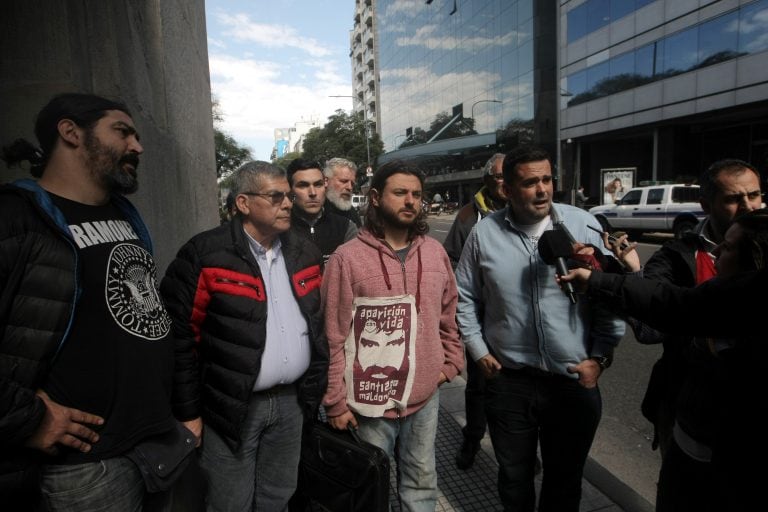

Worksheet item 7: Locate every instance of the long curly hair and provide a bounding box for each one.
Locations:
[364,159,429,240]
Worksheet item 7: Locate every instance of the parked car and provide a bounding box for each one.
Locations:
[351,194,367,212]
[589,183,704,238]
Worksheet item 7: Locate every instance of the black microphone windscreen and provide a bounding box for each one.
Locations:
[538,229,573,264]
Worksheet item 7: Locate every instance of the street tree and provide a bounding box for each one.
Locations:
[301,109,383,171]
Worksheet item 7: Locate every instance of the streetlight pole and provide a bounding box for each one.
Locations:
[329,94,371,167]
[470,99,502,127]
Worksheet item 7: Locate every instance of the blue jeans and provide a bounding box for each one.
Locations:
[200,385,303,512]
[485,368,601,512]
[41,456,147,512]
[356,391,440,512]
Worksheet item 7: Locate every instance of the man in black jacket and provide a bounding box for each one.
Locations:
[323,157,362,227]
[286,158,357,264]
[561,208,768,512]
[0,93,176,510]
[161,161,328,511]
[630,159,761,459]
[443,153,506,469]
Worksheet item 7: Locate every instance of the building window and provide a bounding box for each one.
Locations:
[565,0,768,106]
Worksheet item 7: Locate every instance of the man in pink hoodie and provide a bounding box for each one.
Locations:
[322,159,464,511]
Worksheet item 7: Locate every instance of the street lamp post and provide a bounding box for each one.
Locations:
[329,94,371,167]
[470,99,502,126]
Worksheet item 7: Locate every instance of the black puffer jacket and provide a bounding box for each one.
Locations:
[160,217,328,451]
[0,180,154,495]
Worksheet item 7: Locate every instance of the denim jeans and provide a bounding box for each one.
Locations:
[356,391,440,512]
[485,368,601,512]
[41,456,146,512]
[200,385,303,512]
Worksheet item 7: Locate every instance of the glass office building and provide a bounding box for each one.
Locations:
[371,0,557,202]
[560,0,768,202]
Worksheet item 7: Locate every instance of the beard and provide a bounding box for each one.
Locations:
[326,186,352,211]
[84,130,139,195]
[378,203,419,230]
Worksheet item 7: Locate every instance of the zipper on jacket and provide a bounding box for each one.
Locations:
[215,277,262,298]
[298,273,321,289]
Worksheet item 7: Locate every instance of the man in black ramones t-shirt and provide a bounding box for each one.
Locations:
[0,94,179,510]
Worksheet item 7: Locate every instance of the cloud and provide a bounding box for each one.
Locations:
[216,12,332,58]
[209,53,351,160]
[393,24,517,51]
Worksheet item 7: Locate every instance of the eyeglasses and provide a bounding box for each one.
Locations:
[241,191,296,205]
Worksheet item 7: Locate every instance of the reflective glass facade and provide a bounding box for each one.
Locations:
[566,0,768,106]
[377,0,538,153]
[567,0,656,43]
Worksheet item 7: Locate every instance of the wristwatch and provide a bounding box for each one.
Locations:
[590,355,612,370]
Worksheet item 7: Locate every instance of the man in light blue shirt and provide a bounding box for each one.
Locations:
[455,146,624,512]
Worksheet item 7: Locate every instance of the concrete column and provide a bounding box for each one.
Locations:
[0,0,217,272]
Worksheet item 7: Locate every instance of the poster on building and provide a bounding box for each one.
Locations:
[600,168,636,205]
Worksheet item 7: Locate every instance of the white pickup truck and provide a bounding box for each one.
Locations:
[589,184,705,238]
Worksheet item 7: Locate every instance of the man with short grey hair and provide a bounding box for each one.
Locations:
[323,157,362,227]
[161,160,328,511]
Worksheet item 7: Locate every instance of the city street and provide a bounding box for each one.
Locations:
[426,210,665,511]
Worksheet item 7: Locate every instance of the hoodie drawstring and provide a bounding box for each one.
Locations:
[378,247,392,290]
[416,246,422,313]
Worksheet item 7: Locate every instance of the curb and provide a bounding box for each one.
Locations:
[584,456,654,512]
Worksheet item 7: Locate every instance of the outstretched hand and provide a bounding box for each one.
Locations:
[25,390,104,455]
[602,232,641,271]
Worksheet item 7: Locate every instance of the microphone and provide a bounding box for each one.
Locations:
[538,229,578,304]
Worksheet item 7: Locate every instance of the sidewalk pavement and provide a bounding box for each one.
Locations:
[386,374,630,511]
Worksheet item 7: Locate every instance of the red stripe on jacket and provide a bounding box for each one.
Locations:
[190,268,266,342]
[292,264,322,297]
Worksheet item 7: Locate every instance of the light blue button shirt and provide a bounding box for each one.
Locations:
[245,231,311,391]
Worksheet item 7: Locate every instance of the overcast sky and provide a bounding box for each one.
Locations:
[205,0,356,161]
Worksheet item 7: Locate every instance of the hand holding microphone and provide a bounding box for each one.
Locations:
[538,229,578,304]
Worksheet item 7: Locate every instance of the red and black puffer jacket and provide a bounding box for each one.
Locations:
[160,216,327,451]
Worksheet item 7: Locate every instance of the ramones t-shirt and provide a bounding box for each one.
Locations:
[44,194,175,463]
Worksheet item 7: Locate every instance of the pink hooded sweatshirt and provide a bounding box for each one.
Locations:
[322,228,464,419]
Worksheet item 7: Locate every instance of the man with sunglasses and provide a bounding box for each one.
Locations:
[443,153,507,470]
[286,158,357,265]
[161,161,328,511]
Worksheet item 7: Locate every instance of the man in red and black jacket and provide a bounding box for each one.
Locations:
[161,160,328,511]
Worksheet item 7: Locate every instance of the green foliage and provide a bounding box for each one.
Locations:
[301,110,383,170]
[214,129,252,179]
[272,151,302,169]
